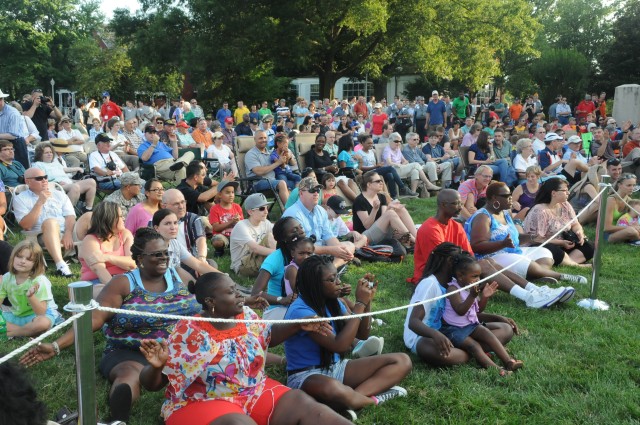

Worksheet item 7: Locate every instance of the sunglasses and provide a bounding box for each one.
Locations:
[371,179,383,184]
[252,206,268,211]
[607,159,621,166]
[143,250,169,258]
[27,175,48,181]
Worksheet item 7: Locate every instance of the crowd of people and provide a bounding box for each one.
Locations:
[0,86,636,424]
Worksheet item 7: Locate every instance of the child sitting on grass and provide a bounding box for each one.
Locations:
[209,181,243,256]
[284,237,315,296]
[440,253,523,376]
[0,241,62,337]
[616,199,640,227]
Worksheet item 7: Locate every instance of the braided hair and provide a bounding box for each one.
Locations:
[188,272,227,307]
[421,242,463,279]
[451,251,477,280]
[131,227,165,263]
[295,255,344,368]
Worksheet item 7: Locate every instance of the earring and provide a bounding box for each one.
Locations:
[210,305,215,314]
[492,201,501,210]
[139,263,144,269]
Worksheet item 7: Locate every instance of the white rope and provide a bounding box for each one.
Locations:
[0,313,84,365]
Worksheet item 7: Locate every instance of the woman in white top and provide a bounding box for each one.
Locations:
[513,138,538,180]
[106,118,139,171]
[33,142,96,210]
[152,208,220,283]
[206,131,238,176]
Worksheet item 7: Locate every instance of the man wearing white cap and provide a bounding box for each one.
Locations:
[426,91,447,133]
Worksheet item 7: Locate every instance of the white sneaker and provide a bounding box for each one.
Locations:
[340,409,357,421]
[558,286,575,303]
[560,274,588,285]
[525,287,564,308]
[352,336,384,358]
[373,386,408,404]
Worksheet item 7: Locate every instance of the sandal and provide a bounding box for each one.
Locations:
[506,359,524,371]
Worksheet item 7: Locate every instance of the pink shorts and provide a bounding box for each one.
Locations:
[166,378,290,425]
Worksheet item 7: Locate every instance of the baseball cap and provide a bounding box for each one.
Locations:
[566,135,582,145]
[164,119,176,126]
[299,177,322,192]
[176,121,189,128]
[326,195,350,215]
[217,180,239,193]
[224,117,234,124]
[94,133,111,144]
[120,172,144,186]
[60,116,72,123]
[587,123,597,131]
[374,103,382,109]
[244,193,272,212]
[262,114,274,123]
[0,89,9,98]
[212,131,224,139]
[432,90,439,95]
[102,91,110,97]
[543,132,563,143]
[144,124,157,133]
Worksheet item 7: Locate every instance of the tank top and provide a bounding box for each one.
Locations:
[79,233,127,281]
[102,268,200,354]
[517,182,537,210]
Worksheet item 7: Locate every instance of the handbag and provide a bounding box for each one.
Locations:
[561,230,581,244]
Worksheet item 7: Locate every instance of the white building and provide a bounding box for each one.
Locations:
[290,75,419,102]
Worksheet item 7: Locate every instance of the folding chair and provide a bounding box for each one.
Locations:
[234,137,285,212]
[458,146,474,180]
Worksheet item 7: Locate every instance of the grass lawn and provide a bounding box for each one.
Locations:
[3,197,640,424]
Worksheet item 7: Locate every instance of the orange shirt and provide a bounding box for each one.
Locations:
[509,104,523,121]
[192,129,213,148]
[623,139,640,157]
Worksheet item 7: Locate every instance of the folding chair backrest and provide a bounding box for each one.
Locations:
[375,143,389,164]
[236,136,254,155]
[13,184,29,196]
[296,140,316,171]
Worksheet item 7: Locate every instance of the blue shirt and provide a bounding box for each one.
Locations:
[426,100,446,125]
[216,108,231,124]
[463,208,522,259]
[282,200,335,245]
[137,140,174,164]
[537,146,561,173]
[422,143,445,158]
[284,297,347,370]
[337,150,358,169]
[260,249,286,312]
[0,104,27,138]
[402,145,427,165]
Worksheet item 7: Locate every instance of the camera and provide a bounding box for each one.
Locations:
[40,96,51,103]
[105,161,117,171]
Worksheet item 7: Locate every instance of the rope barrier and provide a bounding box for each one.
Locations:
[0,313,84,365]
[95,186,609,324]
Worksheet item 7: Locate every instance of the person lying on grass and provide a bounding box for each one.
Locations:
[440,252,524,376]
[283,254,411,420]
[405,242,519,367]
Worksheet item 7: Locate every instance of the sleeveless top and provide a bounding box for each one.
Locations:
[464,208,522,259]
[517,183,537,210]
[442,278,480,327]
[284,260,299,296]
[79,232,127,281]
[102,268,201,354]
[611,200,625,224]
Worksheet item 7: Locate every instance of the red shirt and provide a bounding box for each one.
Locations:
[353,102,369,120]
[209,203,244,236]
[575,100,595,120]
[410,217,474,284]
[100,101,122,121]
[623,140,640,158]
[371,113,388,136]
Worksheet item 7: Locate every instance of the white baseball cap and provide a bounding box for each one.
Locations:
[0,89,9,98]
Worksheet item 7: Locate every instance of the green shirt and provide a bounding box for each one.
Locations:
[0,274,53,317]
[258,107,273,117]
[452,97,469,119]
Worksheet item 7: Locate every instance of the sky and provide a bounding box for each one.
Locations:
[100,0,140,18]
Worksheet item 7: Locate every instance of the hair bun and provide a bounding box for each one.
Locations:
[187,280,197,294]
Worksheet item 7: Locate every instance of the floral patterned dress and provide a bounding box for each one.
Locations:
[161,307,271,421]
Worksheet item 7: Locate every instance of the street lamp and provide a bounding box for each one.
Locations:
[50,78,55,98]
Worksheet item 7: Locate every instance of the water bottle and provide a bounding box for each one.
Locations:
[0,312,7,341]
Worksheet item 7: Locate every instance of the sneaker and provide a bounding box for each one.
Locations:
[340,409,357,421]
[337,263,349,278]
[628,240,640,246]
[169,161,185,171]
[560,274,588,285]
[373,386,407,405]
[524,287,564,308]
[352,336,384,358]
[558,286,575,303]
[56,263,75,278]
[399,187,418,198]
[534,277,558,286]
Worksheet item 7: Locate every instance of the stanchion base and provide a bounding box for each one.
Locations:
[577,298,610,311]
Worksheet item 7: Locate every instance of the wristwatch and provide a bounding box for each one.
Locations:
[276,296,283,303]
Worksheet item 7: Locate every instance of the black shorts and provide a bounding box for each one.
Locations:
[99,349,150,379]
[561,169,580,187]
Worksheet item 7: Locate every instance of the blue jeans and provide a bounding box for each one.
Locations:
[276,171,301,190]
[98,179,121,190]
[487,159,516,187]
[252,178,280,193]
[375,165,406,198]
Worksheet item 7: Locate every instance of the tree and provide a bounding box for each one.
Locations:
[529,49,590,106]
[598,0,640,94]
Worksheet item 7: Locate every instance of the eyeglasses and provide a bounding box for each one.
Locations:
[393,140,402,144]
[143,250,169,258]
[148,188,165,193]
[371,179,383,184]
[252,206,268,211]
[27,175,48,181]
[1,147,14,152]
[480,174,493,179]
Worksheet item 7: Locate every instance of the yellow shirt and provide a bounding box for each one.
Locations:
[234,107,250,124]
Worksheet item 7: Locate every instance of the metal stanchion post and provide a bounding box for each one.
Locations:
[68,282,97,425]
[577,175,610,311]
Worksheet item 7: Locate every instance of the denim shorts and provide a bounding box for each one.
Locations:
[3,307,63,328]
[286,358,350,389]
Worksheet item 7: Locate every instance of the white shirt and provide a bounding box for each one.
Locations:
[88,150,126,181]
[513,154,538,173]
[403,275,445,349]
[229,219,273,273]
[532,138,546,154]
[57,128,85,152]
[13,188,75,232]
[206,143,233,165]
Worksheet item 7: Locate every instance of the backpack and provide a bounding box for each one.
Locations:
[355,238,406,263]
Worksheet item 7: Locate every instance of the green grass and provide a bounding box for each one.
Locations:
[3,197,640,424]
